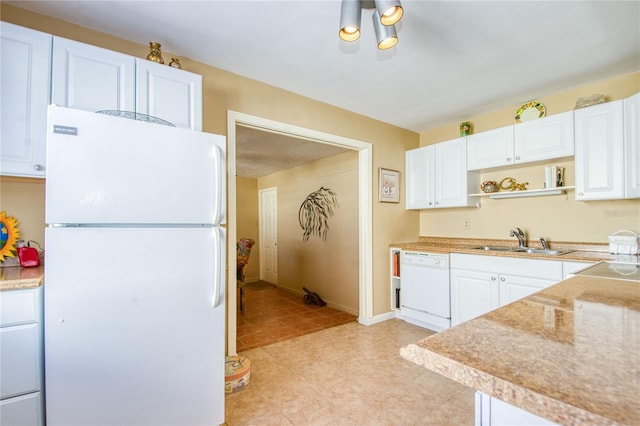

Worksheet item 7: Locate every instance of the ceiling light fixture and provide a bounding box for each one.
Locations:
[338,0,403,50]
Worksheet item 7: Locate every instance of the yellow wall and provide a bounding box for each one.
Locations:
[0,177,46,246]
[1,4,420,317]
[419,72,640,244]
[259,151,360,314]
[235,177,260,282]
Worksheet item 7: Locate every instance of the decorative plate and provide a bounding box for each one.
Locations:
[514,101,546,123]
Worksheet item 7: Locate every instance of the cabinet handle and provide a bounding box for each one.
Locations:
[34,164,44,171]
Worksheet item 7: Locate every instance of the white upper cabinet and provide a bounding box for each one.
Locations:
[406,145,434,209]
[575,100,625,200]
[406,138,477,209]
[0,22,52,177]
[52,37,135,112]
[435,138,473,208]
[467,125,514,170]
[624,93,640,198]
[466,111,574,171]
[135,59,202,131]
[514,110,574,163]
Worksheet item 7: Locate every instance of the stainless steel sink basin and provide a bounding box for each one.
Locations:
[472,246,515,252]
[471,246,574,255]
[512,248,574,255]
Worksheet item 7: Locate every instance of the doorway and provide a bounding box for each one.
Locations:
[227,111,373,356]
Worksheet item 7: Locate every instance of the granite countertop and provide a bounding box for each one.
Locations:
[390,236,630,263]
[0,265,45,291]
[400,275,640,425]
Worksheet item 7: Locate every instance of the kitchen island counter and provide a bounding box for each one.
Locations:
[400,274,640,425]
[0,266,44,291]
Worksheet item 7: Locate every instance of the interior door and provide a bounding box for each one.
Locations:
[259,187,278,283]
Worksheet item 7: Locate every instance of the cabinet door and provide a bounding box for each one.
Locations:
[435,137,470,208]
[575,100,624,200]
[514,110,574,164]
[466,125,514,170]
[450,269,499,326]
[498,275,557,307]
[135,59,203,131]
[0,323,41,399]
[52,37,135,112]
[0,22,51,177]
[406,145,434,209]
[0,392,44,426]
[624,93,640,199]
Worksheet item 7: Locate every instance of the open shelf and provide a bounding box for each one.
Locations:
[470,186,575,199]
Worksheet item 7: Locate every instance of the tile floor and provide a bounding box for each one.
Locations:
[226,319,475,426]
[236,284,357,352]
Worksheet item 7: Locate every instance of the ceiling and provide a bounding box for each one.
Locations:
[6,0,639,177]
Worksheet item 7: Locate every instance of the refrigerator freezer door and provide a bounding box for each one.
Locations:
[44,226,225,426]
[46,105,226,225]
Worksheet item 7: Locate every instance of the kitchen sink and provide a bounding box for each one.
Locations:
[512,247,574,255]
[471,246,574,255]
[472,246,515,252]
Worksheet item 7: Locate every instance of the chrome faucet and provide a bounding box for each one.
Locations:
[539,237,548,250]
[510,227,527,247]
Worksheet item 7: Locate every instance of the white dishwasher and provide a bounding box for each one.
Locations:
[401,251,451,331]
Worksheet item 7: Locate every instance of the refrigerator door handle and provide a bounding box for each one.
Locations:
[212,227,225,307]
[212,145,225,225]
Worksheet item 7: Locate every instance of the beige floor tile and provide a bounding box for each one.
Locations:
[225,319,474,426]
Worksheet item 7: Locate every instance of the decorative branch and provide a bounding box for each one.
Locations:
[298,187,339,242]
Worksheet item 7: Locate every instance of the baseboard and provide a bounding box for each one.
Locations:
[358,311,396,326]
[274,285,359,316]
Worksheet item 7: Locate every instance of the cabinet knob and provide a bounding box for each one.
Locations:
[500,277,506,282]
[506,157,512,162]
[428,202,433,206]
[578,192,584,197]
[515,156,521,161]
[491,276,496,281]
[34,164,44,171]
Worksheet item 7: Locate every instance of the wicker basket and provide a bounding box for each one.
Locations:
[608,230,639,254]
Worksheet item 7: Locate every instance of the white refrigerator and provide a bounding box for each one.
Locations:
[44,105,226,425]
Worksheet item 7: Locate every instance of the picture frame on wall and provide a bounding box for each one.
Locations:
[379,168,400,203]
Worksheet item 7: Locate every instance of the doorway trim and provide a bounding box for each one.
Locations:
[227,110,373,355]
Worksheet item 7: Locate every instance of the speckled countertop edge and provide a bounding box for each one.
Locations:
[0,266,44,291]
[390,237,628,263]
[400,275,640,426]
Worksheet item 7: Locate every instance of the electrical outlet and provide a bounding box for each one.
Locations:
[464,219,471,230]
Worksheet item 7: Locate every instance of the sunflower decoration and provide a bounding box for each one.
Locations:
[0,211,21,261]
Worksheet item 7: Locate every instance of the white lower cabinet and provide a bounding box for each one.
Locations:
[0,288,44,426]
[562,260,595,279]
[450,269,499,326]
[476,392,556,426]
[450,254,563,326]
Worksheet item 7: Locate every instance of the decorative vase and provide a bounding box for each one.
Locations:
[146,42,164,64]
[168,58,182,69]
[460,121,472,136]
